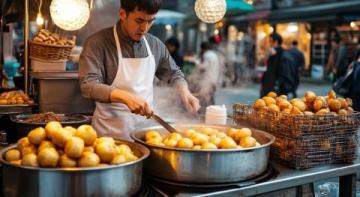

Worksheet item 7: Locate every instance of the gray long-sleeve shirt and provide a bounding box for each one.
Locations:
[79,22,187,103]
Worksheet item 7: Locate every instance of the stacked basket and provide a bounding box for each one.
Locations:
[233,91,360,169]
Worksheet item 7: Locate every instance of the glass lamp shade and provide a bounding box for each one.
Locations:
[50,0,90,31]
[194,0,226,24]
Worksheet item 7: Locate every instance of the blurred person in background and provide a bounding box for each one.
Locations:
[350,49,360,111]
[327,36,348,81]
[287,40,304,96]
[260,33,296,98]
[165,37,184,69]
[189,41,220,112]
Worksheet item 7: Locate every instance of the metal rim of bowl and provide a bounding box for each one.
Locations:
[131,124,275,153]
[10,113,90,126]
[0,139,150,172]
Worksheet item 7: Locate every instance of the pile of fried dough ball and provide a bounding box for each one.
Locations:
[145,127,261,149]
[0,90,34,105]
[5,122,138,168]
[253,90,354,116]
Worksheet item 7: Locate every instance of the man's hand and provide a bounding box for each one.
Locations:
[177,85,200,113]
[110,89,153,118]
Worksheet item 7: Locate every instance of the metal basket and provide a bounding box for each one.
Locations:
[30,41,73,60]
[232,103,359,169]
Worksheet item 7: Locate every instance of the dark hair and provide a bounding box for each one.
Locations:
[332,36,341,44]
[270,33,282,45]
[292,41,298,46]
[200,42,211,51]
[121,0,162,14]
[165,37,180,50]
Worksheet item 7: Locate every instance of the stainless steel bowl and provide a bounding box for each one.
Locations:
[132,124,275,184]
[0,140,149,197]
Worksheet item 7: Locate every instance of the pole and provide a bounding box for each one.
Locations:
[24,0,29,94]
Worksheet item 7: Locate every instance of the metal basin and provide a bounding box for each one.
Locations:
[132,124,275,184]
[0,140,149,197]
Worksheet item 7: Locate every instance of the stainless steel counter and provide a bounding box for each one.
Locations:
[175,159,360,197]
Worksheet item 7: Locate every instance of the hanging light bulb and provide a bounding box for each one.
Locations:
[36,0,44,26]
[194,0,227,24]
[50,0,90,31]
[36,13,44,26]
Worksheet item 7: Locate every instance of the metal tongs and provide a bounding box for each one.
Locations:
[151,113,179,133]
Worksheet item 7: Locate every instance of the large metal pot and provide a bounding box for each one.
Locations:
[0,140,149,197]
[9,113,91,143]
[132,124,275,184]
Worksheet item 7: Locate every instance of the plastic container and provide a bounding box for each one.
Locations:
[30,57,66,72]
[205,105,227,125]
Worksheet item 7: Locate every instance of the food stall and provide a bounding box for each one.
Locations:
[0,0,359,197]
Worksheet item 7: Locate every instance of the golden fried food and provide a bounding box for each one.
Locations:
[233,128,252,142]
[59,154,77,167]
[328,90,336,99]
[145,130,162,141]
[208,136,221,146]
[22,153,39,167]
[338,109,348,115]
[328,99,341,112]
[79,152,100,167]
[28,127,47,145]
[304,91,316,103]
[168,133,182,141]
[304,111,314,115]
[263,96,276,106]
[38,148,59,167]
[201,142,218,149]
[176,138,194,149]
[163,138,178,147]
[45,121,62,138]
[219,137,237,149]
[316,108,330,115]
[338,98,348,109]
[75,125,97,146]
[190,132,209,145]
[266,91,277,98]
[291,99,306,112]
[51,128,73,147]
[17,137,30,152]
[38,140,55,153]
[83,146,95,153]
[63,126,77,136]
[5,149,21,162]
[268,104,280,113]
[111,154,127,165]
[21,144,37,157]
[254,99,266,110]
[240,137,257,148]
[95,142,116,163]
[291,107,303,115]
[65,136,85,159]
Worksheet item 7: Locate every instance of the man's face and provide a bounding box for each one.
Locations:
[119,8,156,41]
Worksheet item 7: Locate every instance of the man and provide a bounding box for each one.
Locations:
[334,37,348,80]
[190,41,220,112]
[260,33,296,98]
[79,0,200,139]
[287,40,305,97]
[165,37,184,69]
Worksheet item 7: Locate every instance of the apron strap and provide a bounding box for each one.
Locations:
[143,37,153,57]
[113,25,122,60]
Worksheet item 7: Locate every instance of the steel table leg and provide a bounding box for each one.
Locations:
[339,173,356,197]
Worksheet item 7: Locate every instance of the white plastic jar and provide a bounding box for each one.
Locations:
[205,105,227,125]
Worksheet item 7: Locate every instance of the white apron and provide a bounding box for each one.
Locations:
[92,25,156,140]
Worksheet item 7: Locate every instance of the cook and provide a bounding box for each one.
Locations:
[79,0,200,140]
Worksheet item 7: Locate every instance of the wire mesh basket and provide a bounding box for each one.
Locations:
[30,41,73,61]
[233,103,359,169]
